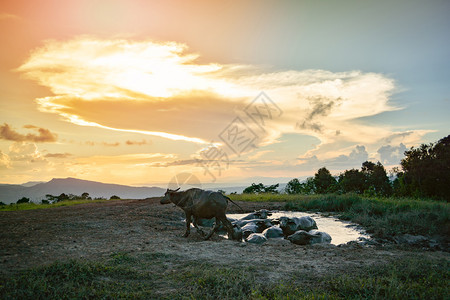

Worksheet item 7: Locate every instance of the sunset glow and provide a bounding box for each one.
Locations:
[1,0,449,186]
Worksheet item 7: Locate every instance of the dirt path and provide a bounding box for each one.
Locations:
[0,198,447,281]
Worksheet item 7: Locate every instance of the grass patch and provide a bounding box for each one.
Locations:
[328,257,449,299]
[0,259,151,299]
[231,193,450,239]
[0,199,116,212]
[1,252,447,299]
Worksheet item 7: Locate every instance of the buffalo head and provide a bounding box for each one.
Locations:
[160,187,180,204]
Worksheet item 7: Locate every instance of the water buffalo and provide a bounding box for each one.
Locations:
[279,216,318,237]
[160,188,242,240]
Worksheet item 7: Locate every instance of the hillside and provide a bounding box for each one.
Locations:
[0,178,165,204]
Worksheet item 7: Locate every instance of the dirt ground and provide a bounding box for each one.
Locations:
[0,198,447,281]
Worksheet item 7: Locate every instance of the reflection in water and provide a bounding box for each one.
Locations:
[227,211,370,245]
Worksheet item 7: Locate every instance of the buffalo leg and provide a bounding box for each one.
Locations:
[192,216,205,237]
[183,213,191,237]
[222,218,235,240]
[204,219,221,240]
[217,215,236,240]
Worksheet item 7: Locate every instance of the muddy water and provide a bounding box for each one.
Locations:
[227,211,370,245]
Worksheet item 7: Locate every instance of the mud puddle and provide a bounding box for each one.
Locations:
[227,211,370,245]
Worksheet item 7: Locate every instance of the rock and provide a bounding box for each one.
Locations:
[394,234,429,246]
[308,230,332,244]
[229,223,243,241]
[279,216,318,237]
[287,230,311,245]
[241,223,259,239]
[240,209,272,220]
[233,218,273,230]
[254,219,273,233]
[297,216,318,231]
[245,233,268,244]
[287,230,332,245]
[262,226,284,238]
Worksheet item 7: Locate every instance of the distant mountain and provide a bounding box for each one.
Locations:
[0,178,165,204]
[21,181,45,187]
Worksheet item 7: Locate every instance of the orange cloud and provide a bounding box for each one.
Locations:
[0,123,57,143]
[17,36,429,162]
[102,142,120,147]
[75,153,177,166]
[0,150,11,169]
[37,92,244,143]
[126,140,150,146]
[45,153,73,159]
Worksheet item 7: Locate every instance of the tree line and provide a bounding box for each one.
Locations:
[244,135,450,201]
[2,193,122,206]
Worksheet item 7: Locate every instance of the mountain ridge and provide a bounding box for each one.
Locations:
[0,177,165,204]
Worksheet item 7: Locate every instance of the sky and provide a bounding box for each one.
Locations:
[0,0,449,187]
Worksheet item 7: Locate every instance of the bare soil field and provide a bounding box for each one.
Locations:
[0,198,447,283]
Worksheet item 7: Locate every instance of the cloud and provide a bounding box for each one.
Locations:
[8,142,47,163]
[296,145,369,171]
[45,153,73,159]
[381,131,431,145]
[377,143,407,165]
[16,36,430,167]
[0,124,57,143]
[0,13,21,21]
[102,142,120,147]
[84,140,150,147]
[0,150,11,169]
[147,159,199,168]
[126,140,149,146]
[247,150,274,160]
[296,97,340,133]
[75,153,177,166]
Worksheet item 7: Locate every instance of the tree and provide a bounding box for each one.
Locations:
[81,192,91,199]
[285,178,302,194]
[361,161,376,175]
[371,162,392,196]
[57,193,68,202]
[217,189,226,195]
[17,197,30,204]
[0,201,6,206]
[361,161,392,196]
[41,199,50,204]
[110,195,121,200]
[399,135,450,200]
[45,194,58,202]
[243,183,279,194]
[314,167,337,194]
[339,169,366,194]
[243,183,265,194]
[264,184,279,194]
[302,177,316,195]
[285,178,315,195]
